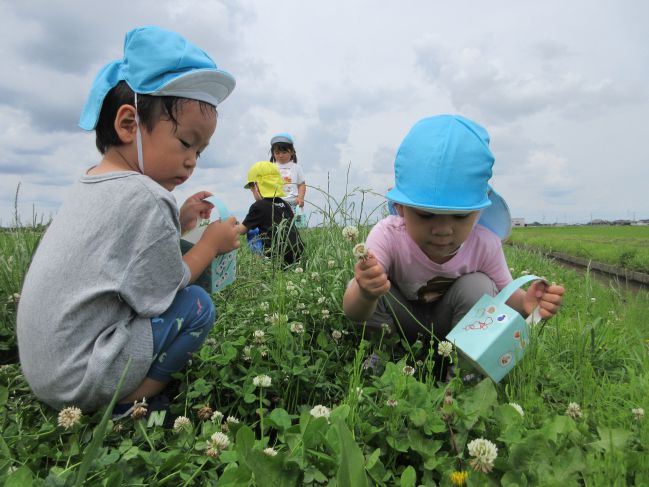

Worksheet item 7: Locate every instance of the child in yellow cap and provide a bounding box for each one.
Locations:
[237,161,304,266]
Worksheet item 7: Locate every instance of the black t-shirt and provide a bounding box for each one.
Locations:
[242,197,304,265]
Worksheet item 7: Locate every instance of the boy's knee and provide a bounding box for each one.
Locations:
[451,272,497,305]
[185,285,217,326]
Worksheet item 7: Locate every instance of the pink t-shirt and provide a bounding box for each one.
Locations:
[366,216,512,303]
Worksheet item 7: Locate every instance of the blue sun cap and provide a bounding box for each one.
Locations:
[79,26,236,130]
[386,115,512,239]
[270,133,294,145]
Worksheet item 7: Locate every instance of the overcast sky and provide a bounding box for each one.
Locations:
[1,0,647,227]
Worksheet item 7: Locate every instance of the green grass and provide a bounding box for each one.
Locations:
[509,225,649,274]
[1,212,648,485]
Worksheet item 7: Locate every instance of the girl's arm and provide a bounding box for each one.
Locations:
[296,182,306,208]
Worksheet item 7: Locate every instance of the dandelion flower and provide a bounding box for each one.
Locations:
[509,403,524,417]
[209,431,230,450]
[565,402,582,419]
[352,243,369,260]
[58,406,82,429]
[402,365,415,376]
[310,405,331,419]
[467,438,498,473]
[386,399,399,408]
[632,407,644,421]
[253,374,272,388]
[450,471,469,486]
[211,410,224,423]
[438,341,453,358]
[342,225,359,242]
[263,447,278,457]
[331,330,342,341]
[173,416,191,431]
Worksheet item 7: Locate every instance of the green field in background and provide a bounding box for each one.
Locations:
[509,225,649,274]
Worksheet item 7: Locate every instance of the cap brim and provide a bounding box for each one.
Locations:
[478,188,511,240]
[386,186,489,212]
[152,69,236,106]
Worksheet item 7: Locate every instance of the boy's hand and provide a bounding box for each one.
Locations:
[201,216,241,255]
[179,191,214,233]
[355,255,390,300]
[524,281,565,319]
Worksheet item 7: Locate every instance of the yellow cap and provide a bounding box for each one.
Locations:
[245,161,286,198]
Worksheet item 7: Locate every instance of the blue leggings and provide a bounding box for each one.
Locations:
[147,285,216,382]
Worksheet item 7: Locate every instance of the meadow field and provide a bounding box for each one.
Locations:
[1,211,648,486]
[508,225,649,274]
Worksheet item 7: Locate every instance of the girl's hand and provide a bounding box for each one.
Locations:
[201,216,241,255]
[179,191,214,233]
[354,255,390,300]
[296,196,305,208]
[524,281,565,319]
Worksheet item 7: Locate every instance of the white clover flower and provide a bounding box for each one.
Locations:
[286,281,295,290]
[315,286,323,293]
[509,267,515,273]
[380,323,392,333]
[521,270,530,275]
[402,365,415,376]
[342,225,360,242]
[437,341,454,358]
[211,410,224,423]
[632,407,644,421]
[296,302,306,310]
[270,313,287,326]
[260,348,268,358]
[467,438,498,473]
[290,322,305,334]
[310,405,331,419]
[311,272,319,279]
[301,278,307,284]
[209,431,230,450]
[206,447,220,458]
[58,406,82,429]
[331,330,342,341]
[173,416,191,431]
[263,447,278,457]
[328,260,336,269]
[204,337,217,347]
[565,402,582,419]
[226,415,240,424]
[509,403,524,417]
[253,374,272,388]
[253,329,265,339]
[290,289,299,297]
[294,267,304,274]
[317,296,327,304]
[590,297,596,303]
[260,301,270,311]
[242,346,252,361]
[301,309,310,315]
[322,309,331,320]
[352,242,369,260]
[386,399,399,408]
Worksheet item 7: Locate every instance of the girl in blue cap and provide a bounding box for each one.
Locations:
[17,26,240,416]
[269,133,307,216]
[343,115,565,347]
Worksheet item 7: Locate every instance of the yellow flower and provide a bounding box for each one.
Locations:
[450,471,468,486]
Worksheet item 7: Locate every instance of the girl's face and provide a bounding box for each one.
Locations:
[272,144,294,164]
[396,205,480,264]
[142,100,216,191]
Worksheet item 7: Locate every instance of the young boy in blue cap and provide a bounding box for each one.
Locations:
[343,115,565,345]
[237,161,304,266]
[17,26,240,416]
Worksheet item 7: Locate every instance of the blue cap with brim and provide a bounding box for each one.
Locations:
[386,115,512,240]
[270,133,294,145]
[79,26,236,130]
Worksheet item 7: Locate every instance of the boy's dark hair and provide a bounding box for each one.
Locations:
[95,81,217,154]
[269,142,298,163]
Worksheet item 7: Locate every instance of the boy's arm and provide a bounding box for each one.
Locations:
[506,282,565,319]
[343,256,391,322]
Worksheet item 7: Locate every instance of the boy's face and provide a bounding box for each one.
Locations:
[141,100,216,191]
[396,205,480,264]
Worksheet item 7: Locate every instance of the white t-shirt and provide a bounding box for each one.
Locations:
[274,161,305,205]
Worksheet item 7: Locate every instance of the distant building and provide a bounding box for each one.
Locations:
[511,217,525,227]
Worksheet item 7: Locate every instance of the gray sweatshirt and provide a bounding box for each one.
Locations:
[17,172,190,411]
